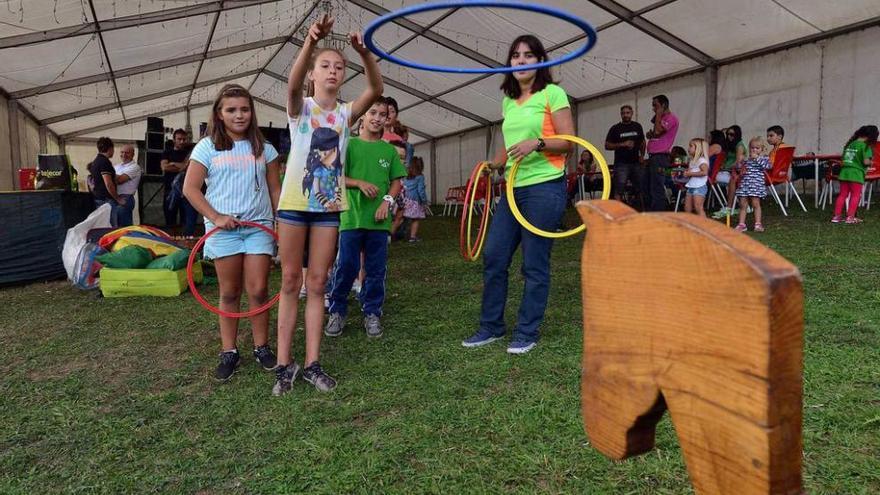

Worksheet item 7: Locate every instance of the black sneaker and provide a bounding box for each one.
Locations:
[253,345,278,371]
[215,350,240,382]
[302,361,337,392]
[271,362,301,396]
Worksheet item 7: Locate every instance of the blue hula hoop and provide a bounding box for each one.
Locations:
[363,1,597,74]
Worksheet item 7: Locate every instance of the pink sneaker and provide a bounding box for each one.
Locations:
[845,217,863,224]
[753,223,765,232]
[830,216,842,224]
[734,223,747,232]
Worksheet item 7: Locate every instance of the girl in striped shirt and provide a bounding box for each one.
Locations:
[183,84,282,383]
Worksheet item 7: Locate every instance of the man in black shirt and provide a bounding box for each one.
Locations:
[89,136,124,227]
[160,129,192,229]
[605,105,646,204]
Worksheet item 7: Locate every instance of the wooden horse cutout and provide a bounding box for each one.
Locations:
[577,200,803,495]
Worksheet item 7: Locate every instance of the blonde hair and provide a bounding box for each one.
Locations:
[688,138,709,166]
[306,47,347,97]
[748,136,766,153]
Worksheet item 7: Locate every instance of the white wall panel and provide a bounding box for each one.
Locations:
[717,43,821,154]
[819,27,880,154]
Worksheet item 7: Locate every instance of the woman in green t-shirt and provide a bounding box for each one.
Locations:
[832,125,878,224]
[461,35,575,355]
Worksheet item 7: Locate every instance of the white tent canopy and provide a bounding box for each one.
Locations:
[2,0,878,146]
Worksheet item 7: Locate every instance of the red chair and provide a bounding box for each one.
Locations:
[442,186,466,216]
[764,146,804,216]
[818,159,841,209]
[860,143,880,210]
[706,152,727,209]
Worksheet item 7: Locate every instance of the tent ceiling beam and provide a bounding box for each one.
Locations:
[60,102,214,139]
[587,0,714,66]
[341,7,458,87]
[719,15,880,66]
[42,69,262,125]
[544,0,677,53]
[86,0,125,121]
[9,36,288,100]
[393,0,678,117]
[186,4,224,109]
[345,0,503,69]
[267,39,491,126]
[0,0,281,50]
[248,0,322,95]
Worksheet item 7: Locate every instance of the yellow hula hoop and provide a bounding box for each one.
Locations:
[506,134,611,239]
[460,161,493,261]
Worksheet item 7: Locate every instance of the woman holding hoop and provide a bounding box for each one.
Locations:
[462,35,574,354]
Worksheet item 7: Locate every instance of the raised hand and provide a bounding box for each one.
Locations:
[307,13,334,42]
[349,31,369,55]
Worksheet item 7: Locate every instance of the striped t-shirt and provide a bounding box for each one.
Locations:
[189,137,279,228]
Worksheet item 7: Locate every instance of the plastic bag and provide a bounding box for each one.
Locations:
[62,203,112,281]
[96,245,153,269]
[72,242,106,290]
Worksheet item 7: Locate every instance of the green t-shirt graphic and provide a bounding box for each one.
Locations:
[501,84,570,187]
[341,138,406,231]
[839,140,873,184]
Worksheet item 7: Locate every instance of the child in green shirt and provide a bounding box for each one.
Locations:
[832,125,878,224]
[325,97,406,338]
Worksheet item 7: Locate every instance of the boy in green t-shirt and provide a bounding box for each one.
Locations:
[325,98,407,338]
[832,125,878,224]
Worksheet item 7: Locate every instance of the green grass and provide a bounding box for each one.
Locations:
[1,206,878,494]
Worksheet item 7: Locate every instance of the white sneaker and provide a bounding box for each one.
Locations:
[299,285,307,299]
[351,280,362,295]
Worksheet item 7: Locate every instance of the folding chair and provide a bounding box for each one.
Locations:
[859,143,880,210]
[442,186,465,216]
[764,146,805,215]
[818,160,841,209]
[706,153,727,210]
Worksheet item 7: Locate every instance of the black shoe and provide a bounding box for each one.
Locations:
[272,362,301,396]
[215,350,240,382]
[253,345,278,371]
[302,361,337,392]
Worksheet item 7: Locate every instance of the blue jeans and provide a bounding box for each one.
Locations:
[94,198,120,228]
[181,198,198,236]
[328,229,389,317]
[480,178,566,342]
[115,194,135,227]
[644,153,670,211]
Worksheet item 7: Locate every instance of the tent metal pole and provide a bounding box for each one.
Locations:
[7,100,20,188]
[9,36,288,100]
[704,66,718,136]
[0,0,280,50]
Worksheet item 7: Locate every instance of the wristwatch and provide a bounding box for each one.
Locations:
[382,195,395,204]
[535,138,546,151]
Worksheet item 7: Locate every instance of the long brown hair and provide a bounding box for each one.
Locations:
[500,35,556,99]
[306,47,347,98]
[208,84,264,158]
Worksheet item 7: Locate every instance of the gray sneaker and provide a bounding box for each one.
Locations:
[271,362,301,396]
[325,313,345,337]
[302,362,336,392]
[364,314,383,338]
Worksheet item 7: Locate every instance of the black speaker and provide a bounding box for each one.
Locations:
[146,151,163,175]
[146,132,164,152]
[147,117,164,132]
